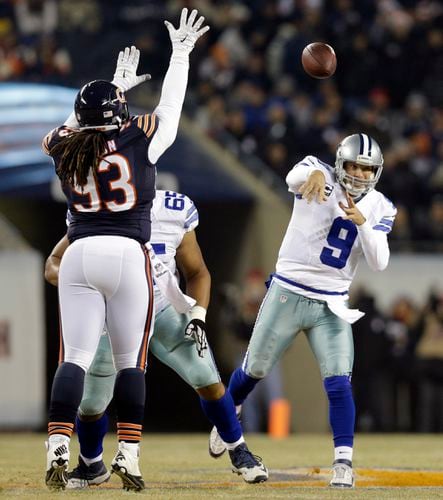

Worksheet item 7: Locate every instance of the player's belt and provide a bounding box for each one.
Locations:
[272,273,348,296]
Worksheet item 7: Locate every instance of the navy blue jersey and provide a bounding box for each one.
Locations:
[43,114,158,244]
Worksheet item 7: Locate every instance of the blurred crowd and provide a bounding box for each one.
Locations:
[1,0,443,250]
[352,287,443,433]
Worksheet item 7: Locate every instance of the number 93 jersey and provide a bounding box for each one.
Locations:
[150,190,199,313]
[42,114,158,244]
[276,155,396,299]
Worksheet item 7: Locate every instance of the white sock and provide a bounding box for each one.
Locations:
[80,453,103,466]
[120,441,140,458]
[225,436,245,451]
[334,446,353,463]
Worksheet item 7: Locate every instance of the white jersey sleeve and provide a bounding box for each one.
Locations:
[286,155,332,194]
[150,190,199,314]
[357,193,396,271]
[147,54,189,165]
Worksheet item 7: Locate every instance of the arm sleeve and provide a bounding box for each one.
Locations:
[147,53,190,164]
[357,219,392,271]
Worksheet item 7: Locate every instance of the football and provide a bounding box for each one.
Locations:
[302,42,337,79]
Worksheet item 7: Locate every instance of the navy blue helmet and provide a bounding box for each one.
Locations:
[74,80,129,130]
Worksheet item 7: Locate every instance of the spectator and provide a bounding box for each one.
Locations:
[352,289,391,432]
[1,0,442,249]
[14,0,58,38]
[385,297,421,431]
[415,291,443,432]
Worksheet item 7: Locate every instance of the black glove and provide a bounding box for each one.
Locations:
[185,319,208,358]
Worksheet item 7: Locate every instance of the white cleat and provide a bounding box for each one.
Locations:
[329,460,355,488]
[208,405,241,458]
[209,425,227,458]
[111,442,145,491]
[45,439,70,490]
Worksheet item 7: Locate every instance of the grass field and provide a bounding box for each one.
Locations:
[0,433,442,499]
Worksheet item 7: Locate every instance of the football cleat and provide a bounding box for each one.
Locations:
[229,443,268,483]
[111,442,145,491]
[66,455,111,489]
[329,459,355,488]
[208,406,241,458]
[45,439,70,490]
[209,425,227,458]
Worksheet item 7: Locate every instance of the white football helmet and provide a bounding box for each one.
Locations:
[335,134,383,197]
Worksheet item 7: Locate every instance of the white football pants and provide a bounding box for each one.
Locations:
[58,235,154,372]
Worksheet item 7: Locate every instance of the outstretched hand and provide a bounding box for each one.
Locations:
[339,192,366,225]
[112,45,151,92]
[165,8,210,56]
[298,170,328,203]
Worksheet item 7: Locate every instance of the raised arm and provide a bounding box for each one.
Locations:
[148,8,209,164]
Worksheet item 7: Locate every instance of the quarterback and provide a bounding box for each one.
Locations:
[209,134,396,488]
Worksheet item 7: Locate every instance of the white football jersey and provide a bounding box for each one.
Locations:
[150,190,199,313]
[275,155,396,304]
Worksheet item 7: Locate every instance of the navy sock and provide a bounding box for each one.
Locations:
[200,391,242,444]
[113,368,145,425]
[76,413,108,459]
[228,367,261,406]
[49,362,85,424]
[324,375,355,448]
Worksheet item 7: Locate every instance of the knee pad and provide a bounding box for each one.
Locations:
[79,396,109,417]
[246,359,271,379]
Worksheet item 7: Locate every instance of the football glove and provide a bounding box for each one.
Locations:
[111,45,151,92]
[185,319,208,358]
[164,8,210,56]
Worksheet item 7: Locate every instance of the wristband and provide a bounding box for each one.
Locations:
[189,305,207,322]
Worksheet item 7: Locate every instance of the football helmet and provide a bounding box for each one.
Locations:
[335,134,383,197]
[74,80,129,130]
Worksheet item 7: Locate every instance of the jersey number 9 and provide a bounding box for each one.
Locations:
[320,217,357,269]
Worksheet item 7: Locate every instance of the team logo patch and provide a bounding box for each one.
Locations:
[280,295,288,303]
[324,183,334,197]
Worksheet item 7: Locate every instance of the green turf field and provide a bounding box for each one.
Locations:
[0,433,442,499]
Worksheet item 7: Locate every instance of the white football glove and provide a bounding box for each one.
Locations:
[164,8,210,56]
[111,45,151,92]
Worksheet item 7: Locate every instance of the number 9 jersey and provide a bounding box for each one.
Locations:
[42,114,158,244]
[276,155,397,301]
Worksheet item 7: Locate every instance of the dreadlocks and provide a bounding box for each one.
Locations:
[50,130,108,188]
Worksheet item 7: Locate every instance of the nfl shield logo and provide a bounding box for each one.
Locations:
[324,184,334,197]
[280,295,288,303]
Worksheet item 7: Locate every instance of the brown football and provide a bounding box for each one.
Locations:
[302,42,337,79]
